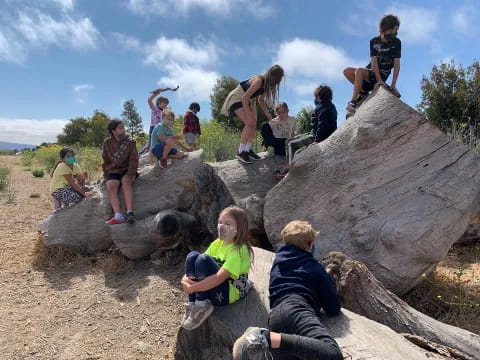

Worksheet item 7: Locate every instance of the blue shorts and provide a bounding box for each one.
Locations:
[151,142,178,158]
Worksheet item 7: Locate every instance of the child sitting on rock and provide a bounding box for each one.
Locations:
[149,109,192,169]
[233,220,343,360]
[180,206,253,331]
[260,102,296,156]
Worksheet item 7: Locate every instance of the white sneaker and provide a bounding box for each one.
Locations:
[232,327,272,360]
[181,301,214,331]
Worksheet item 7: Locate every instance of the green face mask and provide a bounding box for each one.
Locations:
[65,156,76,165]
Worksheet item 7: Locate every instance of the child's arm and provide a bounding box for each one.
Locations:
[371,57,385,87]
[147,89,161,110]
[182,268,231,293]
[258,95,273,122]
[316,265,341,316]
[391,58,400,90]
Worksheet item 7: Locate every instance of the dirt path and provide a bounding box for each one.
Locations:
[0,156,184,359]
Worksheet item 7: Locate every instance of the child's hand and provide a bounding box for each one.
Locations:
[181,276,196,293]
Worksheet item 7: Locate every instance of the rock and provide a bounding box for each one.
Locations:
[174,247,444,360]
[264,86,480,295]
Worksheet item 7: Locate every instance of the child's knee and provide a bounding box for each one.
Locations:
[186,251,201,264]
[195,253,212,265]
[165,138,174,145]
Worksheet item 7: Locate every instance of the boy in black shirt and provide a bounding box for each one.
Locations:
[232,221,343,360]
[344,14,401,112]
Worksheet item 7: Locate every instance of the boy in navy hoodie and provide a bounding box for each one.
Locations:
[233,221,343,360]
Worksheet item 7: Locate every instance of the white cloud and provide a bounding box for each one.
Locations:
[0,5,100,63]
[73,83,93,103]
[0,118,68,145]
[340,3,438,45]
[126,0,274,19]
[451,6,477,35]
[50,0,75,11]
[116,33,220,101]
[158,65,219,102]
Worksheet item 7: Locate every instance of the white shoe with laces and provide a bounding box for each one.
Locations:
[232,327,273,360]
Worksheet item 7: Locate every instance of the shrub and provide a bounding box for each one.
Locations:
[36,144,62,173]
[0,167,10,192]
[32,169,45,178]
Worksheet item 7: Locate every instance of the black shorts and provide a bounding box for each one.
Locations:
[106,171,139,182]
[229,102,243,117]
[362,70,378,92]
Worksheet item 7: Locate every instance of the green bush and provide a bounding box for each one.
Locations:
[76,147,103,180]
[0,167,10,191]
[32,169,45,178]
[21,150,35,167]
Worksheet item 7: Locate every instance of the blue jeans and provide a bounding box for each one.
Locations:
[148,126,155,146]
[185,251,230,306]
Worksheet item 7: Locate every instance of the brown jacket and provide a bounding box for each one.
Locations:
[102,136,139,179]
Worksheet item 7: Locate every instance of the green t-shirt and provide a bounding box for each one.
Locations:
[151,123,174,148]
[50,162,82,193]
[205,238,251,303]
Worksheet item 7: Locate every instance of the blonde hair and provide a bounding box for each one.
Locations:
[281,220,318,250]
[220,206,253,260]
[162,109,175,121]
[263,64,284,106]
[275,101,289,113]
[156,96,169,107]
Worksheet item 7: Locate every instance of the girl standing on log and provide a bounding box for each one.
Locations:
[180,206,253,330]
[221,65,284,164]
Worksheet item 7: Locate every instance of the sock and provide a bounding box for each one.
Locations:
[114,213,124,221]
[238,144,246,153]
[246,143,252,151]
[195,299,208,307]
[127,209,133,214]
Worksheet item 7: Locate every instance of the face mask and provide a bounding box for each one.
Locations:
[217,223,237,242]
[163,120,173,128]
[384,32,397,41]
[65,156,76,165]
[314,99,320,106]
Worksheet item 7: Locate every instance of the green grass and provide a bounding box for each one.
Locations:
[0,167,10,192]
[32,169,45,178]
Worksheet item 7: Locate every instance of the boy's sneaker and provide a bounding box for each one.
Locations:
[274,168,289,180]
[159,158,168,169]
[346,100,358,112]
[180,303,193,327]
[126,211,136,224]
[237,152,253,164]
[247,150,261,161]
[232,327,272,360]
[105,217,126,225]
[181,301,214,331]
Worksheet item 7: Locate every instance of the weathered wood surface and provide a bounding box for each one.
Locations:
[323,252,480,360]
[174,248,444,360]
[264,86,480,295]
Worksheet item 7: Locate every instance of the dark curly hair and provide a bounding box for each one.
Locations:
[189,102,200,112]
[314,84,333,102]
[379,14,400,32]
[107,119,124,136]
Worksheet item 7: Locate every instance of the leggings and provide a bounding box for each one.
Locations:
[52,188,83,209]
[269,295,343,360]
[285,134,314,165]
[260,122,287,156]
[185,251,230,306]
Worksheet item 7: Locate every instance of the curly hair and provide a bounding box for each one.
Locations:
[379,14,400,32]
[314,84,333,102]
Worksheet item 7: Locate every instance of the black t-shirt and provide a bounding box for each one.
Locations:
[366,36,401,81]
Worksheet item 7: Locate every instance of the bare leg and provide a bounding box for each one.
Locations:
[235,108,256,146]
[121,176,134,211]
[351,68,369,101]
[106,180,121,213]
[161,139,175,159]
[343,67,356,84]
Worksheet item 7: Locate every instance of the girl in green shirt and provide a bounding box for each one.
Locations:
[180,206,253,331]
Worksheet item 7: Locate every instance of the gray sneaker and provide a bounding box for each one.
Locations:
[232,327,272,360]
[180,303,193,327]
[181,301,214,331]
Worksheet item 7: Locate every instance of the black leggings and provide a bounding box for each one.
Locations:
[269,295,343,360]
[260,122,287,156]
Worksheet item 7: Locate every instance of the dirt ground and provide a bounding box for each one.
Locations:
[0,155,478,360]
[0,156,185,359]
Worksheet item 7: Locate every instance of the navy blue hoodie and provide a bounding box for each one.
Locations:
[269,244,341,317]
[311,100,337,143]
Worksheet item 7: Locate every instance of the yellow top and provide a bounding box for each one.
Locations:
[50,162,82,194]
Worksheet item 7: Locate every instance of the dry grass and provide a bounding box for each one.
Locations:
[97,250,134,274]
[32,235,81,269]
[404,244,480,334]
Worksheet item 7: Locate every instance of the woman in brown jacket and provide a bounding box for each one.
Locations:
[102,119,139,225]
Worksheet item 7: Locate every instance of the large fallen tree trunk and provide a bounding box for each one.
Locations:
[322,252,480,359]
[175,248,450,360]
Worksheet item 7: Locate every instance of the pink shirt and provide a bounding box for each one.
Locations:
[150,106,163,126]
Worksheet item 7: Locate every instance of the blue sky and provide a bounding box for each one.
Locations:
[0,0,478,145]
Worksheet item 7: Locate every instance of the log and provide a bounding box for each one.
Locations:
[174,248,446,360]
[456,224,480,246]
[322,252,480,359]
[264,86,480,295]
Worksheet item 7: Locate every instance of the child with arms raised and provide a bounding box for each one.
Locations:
[233,221,343,360]
[181,206,253,330]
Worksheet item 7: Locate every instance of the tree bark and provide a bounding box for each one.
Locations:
[322,252,480,359]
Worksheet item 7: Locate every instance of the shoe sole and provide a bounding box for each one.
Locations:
[127,218,136,224]
[182,304,214,331]
[236,155,253,164]
[346,105,357,113]
[232,328,254,360]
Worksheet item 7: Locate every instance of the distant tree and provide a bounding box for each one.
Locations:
[57,117,90,146]
[296,106,314,134]
[210,76,239,128]
[418,59,480,147]
[84,110,110,147]
[121,99,144,138]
